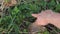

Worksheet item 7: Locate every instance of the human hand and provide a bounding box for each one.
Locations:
[32,10,60,29]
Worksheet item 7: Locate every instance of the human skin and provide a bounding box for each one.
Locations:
[28,10,60,34]
[31,10,60,29]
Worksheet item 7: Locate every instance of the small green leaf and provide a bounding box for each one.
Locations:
[12,6,19,15]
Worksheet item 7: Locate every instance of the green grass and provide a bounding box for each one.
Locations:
[0,0,60,34]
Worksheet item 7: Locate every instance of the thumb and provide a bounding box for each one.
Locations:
[32,14,39,18]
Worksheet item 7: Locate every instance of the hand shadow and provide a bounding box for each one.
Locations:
[44,23,60,34]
